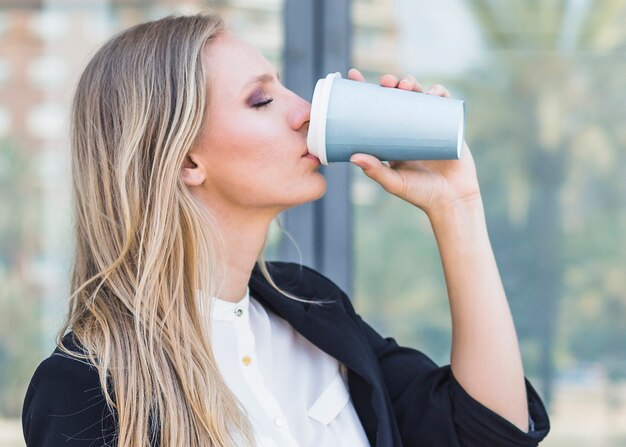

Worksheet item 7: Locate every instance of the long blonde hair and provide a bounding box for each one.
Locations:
[57,13,314,446]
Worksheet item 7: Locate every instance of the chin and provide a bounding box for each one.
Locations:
[309,176,327,200]
[285,179,327,209]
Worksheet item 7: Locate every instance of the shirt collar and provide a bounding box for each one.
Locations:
[209,286,251,321]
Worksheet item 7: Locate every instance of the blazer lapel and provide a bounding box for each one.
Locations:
[248,263,399,447]
[248,269,377,385]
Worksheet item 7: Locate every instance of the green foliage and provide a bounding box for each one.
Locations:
[460,0,626,404]
[353,1,626,407]
[353,170,452,365]
[0,139,45,417]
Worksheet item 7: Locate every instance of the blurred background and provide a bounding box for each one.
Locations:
[1,0,625,446]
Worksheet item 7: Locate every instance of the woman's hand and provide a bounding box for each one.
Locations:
[347,68,481,216]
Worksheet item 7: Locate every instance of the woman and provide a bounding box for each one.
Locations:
[22,12,549,447]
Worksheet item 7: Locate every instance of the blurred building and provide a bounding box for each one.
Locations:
[0,0,285,354]
[0,0,282,147]
[0,0,403,149]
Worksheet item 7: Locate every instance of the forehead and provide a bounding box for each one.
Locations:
[203,32,272,85]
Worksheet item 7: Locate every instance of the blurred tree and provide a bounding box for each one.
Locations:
[0,139,44,417]
[353,185,452,365]
[463,0,626,407]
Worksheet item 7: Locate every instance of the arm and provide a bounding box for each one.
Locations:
[350,298,550,447]
[429,198,528,430]
[291,261,549,446]
[348,69,530,431]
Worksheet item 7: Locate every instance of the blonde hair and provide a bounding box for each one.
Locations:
[57,13,320,447]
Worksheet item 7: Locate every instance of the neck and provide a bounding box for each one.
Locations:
[211,206,277,303]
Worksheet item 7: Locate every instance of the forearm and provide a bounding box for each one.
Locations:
[428,198,529,431]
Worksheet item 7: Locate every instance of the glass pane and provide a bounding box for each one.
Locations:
[0,1,283,445]
[351,1,626,446]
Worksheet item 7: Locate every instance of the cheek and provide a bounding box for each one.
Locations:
[219,126,282,175]
[202,120,294,202]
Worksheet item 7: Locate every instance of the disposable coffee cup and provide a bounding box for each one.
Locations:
[307,72,466,166]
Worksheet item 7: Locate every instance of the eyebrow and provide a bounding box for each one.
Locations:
[244,72,280,89]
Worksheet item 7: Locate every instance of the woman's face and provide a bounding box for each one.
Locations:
[183,32,326,216]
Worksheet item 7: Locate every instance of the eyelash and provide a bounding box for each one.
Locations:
[253,98,274,109]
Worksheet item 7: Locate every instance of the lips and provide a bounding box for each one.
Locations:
[303,154,321,166]
[301,147,320,164]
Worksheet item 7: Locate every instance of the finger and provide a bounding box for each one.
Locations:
[350,153,405,196]
[398,75,423,92]
[388,160,411,169]
[426,84,451,98]
[380,74,399,88]
[348,68,366,82]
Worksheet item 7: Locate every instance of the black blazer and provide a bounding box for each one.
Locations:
[22,261,550,446]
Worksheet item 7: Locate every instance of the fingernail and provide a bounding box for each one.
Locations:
[350,156,366,169]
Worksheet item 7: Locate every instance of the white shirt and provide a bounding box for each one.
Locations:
[205,287,371,447]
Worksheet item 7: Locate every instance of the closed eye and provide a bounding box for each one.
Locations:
[253,98,274,109]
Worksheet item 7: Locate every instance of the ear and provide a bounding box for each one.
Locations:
[181,153,206,187]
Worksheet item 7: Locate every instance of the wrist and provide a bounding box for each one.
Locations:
[425,194,485,224]
[425,195,489,250]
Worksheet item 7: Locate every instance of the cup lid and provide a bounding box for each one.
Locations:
[307,72,341,166]
[457,102,466,159]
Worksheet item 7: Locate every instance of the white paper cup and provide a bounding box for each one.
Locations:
[307,72,466,166]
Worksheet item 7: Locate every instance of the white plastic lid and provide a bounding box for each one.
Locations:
[307,72,341,166]
[456,103,465,159]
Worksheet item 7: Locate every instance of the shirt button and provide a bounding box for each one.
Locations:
[274,418,284,428]
[241,356,252,366]
[234,307,243,317]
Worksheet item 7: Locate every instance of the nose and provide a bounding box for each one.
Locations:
[289,93,311,131]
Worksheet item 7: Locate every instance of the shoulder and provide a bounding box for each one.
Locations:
[256,261,354,305]
[26,338,101,398]
[22,333,116,446]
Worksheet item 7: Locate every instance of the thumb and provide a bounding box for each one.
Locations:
[350,153,404,196]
